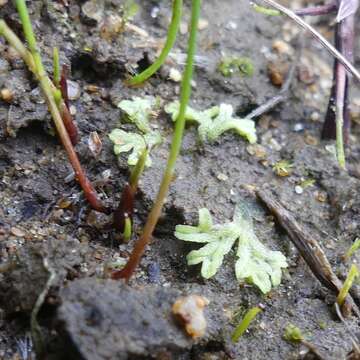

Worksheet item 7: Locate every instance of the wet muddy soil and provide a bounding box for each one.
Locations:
[1,0,360,359]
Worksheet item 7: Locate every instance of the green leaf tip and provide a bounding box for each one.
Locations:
[337,264,359,307]
[109,128,161,167]
[231,306,262,342]
[345,238,360,259]
[118,97,157,133]
[112,97,162,167]
[165,101,257,144]
[175,204,287,293]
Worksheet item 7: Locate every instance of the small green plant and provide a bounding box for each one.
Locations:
[300,178,316,189]
[283,323,324,358]
[231,306,262,342]
[0,0,107,213]
[283,324,304,343]
[174,205,287,293]
[165,101,257,143]
[112,0,201,280]
[122,0,140,24]
[345,238,360,260]
[118,97,158,133]
[109,129,161,166]
[109,97,162,166]
[272,160,293,177]
[337,264,359,307]
[218,56,254,77]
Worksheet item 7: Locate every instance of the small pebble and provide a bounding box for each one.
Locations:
[226,21,237,30]
[198,18,209,30]
[304,133,318,146]
[88,131,102,157]
[180,22,188,35]
[82,0,104,24]
[315,191,327,202]
[310,112,320,122]
[272,40,293,55]
[150,6,159,18]
[294,185,303,195]
[217,173,228,181]
[0,88,13,103]
[246,144,267,158]
[67,80,81,100]
[10,227,25,237]
[293,123,304,132]
[169,68,182,82]
[69,105,77,115]
[172,295,209,339]
[100,14,123,40]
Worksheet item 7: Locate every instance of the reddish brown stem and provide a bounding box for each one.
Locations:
[295,2,337,16]
[60,102,79,145]
[58,65,79,144]
[0,18,107,214]
[60,65,70,108]
[42,76,107,213]
[60,124,109,214]
[113,183,135,232]
[322,11,355,142]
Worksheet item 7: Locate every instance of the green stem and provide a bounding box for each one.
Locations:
[53,47,60,88]
[127,0,182,85]
[335,64,346,169]
[337,264,359,307]
[123,216,132,243]
[114,0,201,281]
[129,147,148,191]
[1,6,107,213]
[336,111,345,169]
[232,307,262,342]
[15,0,46,78]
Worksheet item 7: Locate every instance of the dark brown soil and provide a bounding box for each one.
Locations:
[1,0,360,359]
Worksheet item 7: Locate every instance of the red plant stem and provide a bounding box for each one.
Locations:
[0,17,107,214]
[112,0,201,281]
[322,24,340,140]
[295,2,337,16]
[42,85,109,213]
[49,101,109,212]
[322,11,355,142]
[59,102,79,145]
[57,65,79,145]
[113,183,135,232]
[60,65,70,108]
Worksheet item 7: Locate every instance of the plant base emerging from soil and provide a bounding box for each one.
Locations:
[0,0,108,213]
[112,0,201,281]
